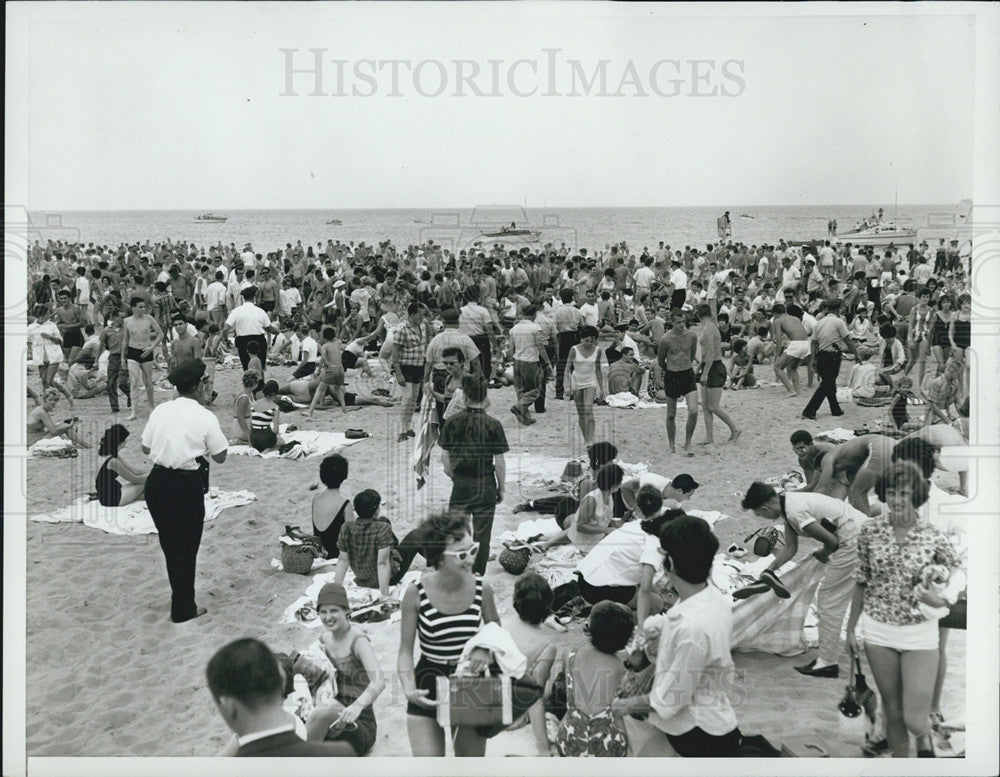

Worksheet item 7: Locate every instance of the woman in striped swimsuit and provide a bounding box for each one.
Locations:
[397,511,499,756]
[249,380,286,452]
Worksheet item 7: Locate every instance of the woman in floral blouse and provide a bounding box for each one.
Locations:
[845,462,961,757]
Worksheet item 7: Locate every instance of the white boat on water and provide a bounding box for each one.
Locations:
[196,213,227,222]
[843,222,917,246]
[481,226,541,243]
[326,218,342,225]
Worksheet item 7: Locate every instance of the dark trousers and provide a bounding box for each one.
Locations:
[235,334,268,371]
[513,360,542,411]
[535,345,555,411]
[666,726,740,757]
[106,353,131,412]
[394,525,432,583]
[555,330,578,399]
[431,368,448,426]
[471,334,492,380]
[866,280,881,312]
[449,476,498,575]
[803,350,843,417]
[292,361,317,379]
[671,288,687,309]
[145,466,205,622]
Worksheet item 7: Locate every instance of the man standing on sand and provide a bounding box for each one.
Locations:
[669,259,688,310]
[205,270,228,329]
[697,304,741,445]
[169,313,202,368]
[509,304,549,426]
[771,303,811,396]
[657,309,699,456]
[224,286,276,371]
[141,359,227,623]
[121,296,164,421]
[552,288,582,401]
[802,299,862,421]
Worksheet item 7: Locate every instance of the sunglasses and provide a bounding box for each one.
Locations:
[442,541,480,562]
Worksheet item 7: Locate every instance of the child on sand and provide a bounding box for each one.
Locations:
[728,338,756,389]
[305,582,385,755]
[333,489,401,598]
[304,327,347,416]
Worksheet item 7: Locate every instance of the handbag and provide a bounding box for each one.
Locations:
[745,525,784,557]
[435,664,543,737]
[838,645,875,718]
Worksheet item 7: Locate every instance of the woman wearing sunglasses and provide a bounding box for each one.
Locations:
[397,511,500,757]
[740,482,868,678]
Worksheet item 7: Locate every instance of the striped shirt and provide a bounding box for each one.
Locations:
[416,577,483,664]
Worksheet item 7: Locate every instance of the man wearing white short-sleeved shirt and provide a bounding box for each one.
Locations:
[141,359,228,623]
[224,286,276,371]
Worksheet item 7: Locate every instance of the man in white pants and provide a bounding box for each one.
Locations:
[741,482,869,678]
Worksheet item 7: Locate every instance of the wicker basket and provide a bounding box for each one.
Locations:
[281,544,317,575]
[499,545,530,575]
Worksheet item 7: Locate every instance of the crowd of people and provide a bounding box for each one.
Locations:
[23,228,972,758]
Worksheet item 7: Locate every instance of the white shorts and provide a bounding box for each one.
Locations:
[783,340,811,360]
[861,613,939,651]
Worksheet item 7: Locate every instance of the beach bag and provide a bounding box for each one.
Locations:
[280,525,327,575]
[435,666,543,737]
[498,541,531,575]
[345,428,369,439]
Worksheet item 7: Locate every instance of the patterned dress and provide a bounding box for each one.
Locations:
[555,652,629,757]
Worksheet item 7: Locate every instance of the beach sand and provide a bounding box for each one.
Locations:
[24,359,966,758]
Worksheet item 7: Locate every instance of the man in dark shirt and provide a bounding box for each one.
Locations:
[438,373,509,575]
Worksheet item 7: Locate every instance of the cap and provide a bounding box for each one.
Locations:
[316,582,350,611]
[167,359,206,391]
[441,308,460,323]
[333,279,347,289]
[671,473,700,492]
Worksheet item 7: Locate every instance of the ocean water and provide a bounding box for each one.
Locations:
[26,205,956,256]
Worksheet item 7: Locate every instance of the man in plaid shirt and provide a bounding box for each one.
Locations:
[334,490,401,597]
[391,302,427,442]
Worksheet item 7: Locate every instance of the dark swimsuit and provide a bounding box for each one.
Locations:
[96,457,123,507]
[314,499,349,559]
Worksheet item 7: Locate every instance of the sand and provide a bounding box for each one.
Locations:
[23,358,966,758]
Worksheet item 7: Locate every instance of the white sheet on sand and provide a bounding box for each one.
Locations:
[280,569,423,628]
[30,490,257,535]
[229,424,367,460]
[29,437,74,455]
[817,427,855,443]
[605,392,668,410]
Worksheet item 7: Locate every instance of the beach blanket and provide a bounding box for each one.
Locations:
[412,392,438,488]
[763,469,806,495]
[229,425,367,460]
[281,569,422,629]
[815,427,855,444]
[605,391,670,410]
[29,437,76,457]
[30,490,256,535]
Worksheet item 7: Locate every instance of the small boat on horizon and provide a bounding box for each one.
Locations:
[195,213,227,222]
[326,218,342,225]
[739,213,755,219]
[481,224,541,242]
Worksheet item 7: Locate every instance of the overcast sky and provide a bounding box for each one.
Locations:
[5,3,988,209]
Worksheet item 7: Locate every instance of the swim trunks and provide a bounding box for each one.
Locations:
[126,346,154,364]
[663,368,696,399]
[62,329,84,349]
[783,340,811,360]
[704,360,728,389]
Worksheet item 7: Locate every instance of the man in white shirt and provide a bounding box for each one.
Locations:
[205,271,228,328]
[278,277,302,321]
[509,304,549,425]
[578,288,599,327]
[293,325,320,379]
[74,266,92,323]
[611,515,740,756]
[141,360,227,623]
[633,256,656,306]
[224,286,277,370]
[669,259,688,309]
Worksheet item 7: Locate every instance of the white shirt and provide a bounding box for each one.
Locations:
[205,280,227,312]
[782,491,867,535]
[299,335,319,363]
[576,521,662,587]
[28,320,65,364]
[670,268,687,290]
[141,397,228,470]
[633,266,655,290]
[75,276,91,306]
[225,302,271,337]
[279,287,302,317]
[578,302,599,327]
[781,265,801,290]
[510,319,544,362]
[648,585,738,736]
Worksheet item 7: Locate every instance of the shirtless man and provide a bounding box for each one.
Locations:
[169,314,202,368]
[121,296,164,420]
[814,434,897,515]
[789,429,835,491]
[656,308,699,456]
[697,304,741,445]
[277,377,396,409]
[53,290,88,363]
[771,303,811,396]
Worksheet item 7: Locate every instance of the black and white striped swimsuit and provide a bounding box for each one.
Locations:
[416,576,483,664]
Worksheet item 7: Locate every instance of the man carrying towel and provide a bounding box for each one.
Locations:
[141,359,228,623]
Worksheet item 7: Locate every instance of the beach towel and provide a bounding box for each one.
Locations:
[29,437,77,457]
[815,427,855,444]
[281,569,422,628]
[604,391,670,410]
[229,424,367,460]
[412,391,438,488]
[30,490,256,535]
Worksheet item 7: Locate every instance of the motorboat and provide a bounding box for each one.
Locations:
[481,226,541,242]
[739,213,755,219]
[195,213,227,222]
[326,219,342,225]
[843,222,917,247]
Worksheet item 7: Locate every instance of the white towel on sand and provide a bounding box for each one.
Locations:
[30,490,256,535]
[29,437,74,455]
[229,425,367,460]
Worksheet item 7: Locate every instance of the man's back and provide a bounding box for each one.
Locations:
[236,730,352,757]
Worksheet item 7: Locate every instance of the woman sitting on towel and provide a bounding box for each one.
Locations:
[231,370,259,445]
[249,380,287,452]
[95,424,148,507]
[538,463,625,554]
[511,441,619,521]
[27,388,91,449]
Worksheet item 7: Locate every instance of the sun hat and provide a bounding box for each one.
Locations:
[316,582,350,610]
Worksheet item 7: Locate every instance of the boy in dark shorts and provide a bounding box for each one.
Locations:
[656,308,699,455]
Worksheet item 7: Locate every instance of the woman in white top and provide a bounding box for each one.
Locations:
[567,463,624,553]
[566,325,606,446]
